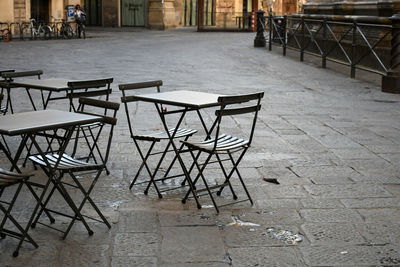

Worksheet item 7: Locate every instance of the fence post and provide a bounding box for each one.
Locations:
[300,16,304,61]
[382,13,400,93]
[322,18,327,68]
[350,22,357,78]
[254,10,266,47]
[268,13,272,51]
[283,15,287,56]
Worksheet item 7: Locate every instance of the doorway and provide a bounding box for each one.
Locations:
[121,0,146,27]
[84,0,103,26]
[31,0,49,22]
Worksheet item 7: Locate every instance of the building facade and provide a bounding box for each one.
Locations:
[0,0,301,30]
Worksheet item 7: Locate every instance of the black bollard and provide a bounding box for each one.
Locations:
[254,10,266,47]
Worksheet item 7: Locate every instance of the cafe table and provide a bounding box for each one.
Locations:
[10,78,72,111]
[0,110,103,246]
[130,90,223,208]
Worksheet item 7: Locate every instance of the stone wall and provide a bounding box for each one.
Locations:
[14,0,27,22]
[303,0,400,16]
[103,0,119,27]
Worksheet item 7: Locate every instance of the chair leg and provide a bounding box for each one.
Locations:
[216,150,253,205]
[188,150,219,212]
[57,180,93,239]
[162,135,191,182]
[130,140,163,199]
[24,181,56,225]
[0,183,39,257]
[63,171,110,239]
[129,141,156,188]
[144,139,176,197]
[31,183,57,227]
[182,150,214,209]
[214,153,238,199]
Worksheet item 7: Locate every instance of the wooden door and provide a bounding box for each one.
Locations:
[31,0,49,22]
[121,0,145,26]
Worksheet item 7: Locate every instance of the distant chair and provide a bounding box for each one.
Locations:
[1,70,43,114]
[67,78,113,112]
[181,92,264,212]
[119,80,197,198]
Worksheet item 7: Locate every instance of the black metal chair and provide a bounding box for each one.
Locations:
[66,78,113,174]
[119,81,197,198]
[0,168,37,257]
[181,92,264,213]
[1,70,43,114]
[67,78,113,112]
[28,98,120,239]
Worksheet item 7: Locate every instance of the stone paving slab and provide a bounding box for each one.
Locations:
[228,247,305,266]
[160,226,226,264]
[1,29,400,266]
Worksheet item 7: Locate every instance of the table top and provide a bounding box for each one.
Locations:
[0,110,102,136]
[131,90,223,109]
[11,78,72,92]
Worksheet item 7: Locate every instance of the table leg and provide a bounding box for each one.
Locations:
[43,91,53,110]
[25,87,37,111]
[155,104,202,209]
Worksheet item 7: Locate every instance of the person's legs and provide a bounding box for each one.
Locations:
[77,20,81,38]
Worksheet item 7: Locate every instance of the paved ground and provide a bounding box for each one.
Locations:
[1,28,400,266]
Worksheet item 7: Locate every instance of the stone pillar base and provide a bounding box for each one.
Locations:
[148,0,179,30]
[148,0,165,30]
[254,38,266,47]
[382,74,400,94]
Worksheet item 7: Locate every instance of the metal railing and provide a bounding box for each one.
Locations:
[0,20,82,41]
[257,13,392,78]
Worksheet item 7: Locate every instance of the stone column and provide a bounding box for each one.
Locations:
[148,0,165,29]
[382,13,400,94]
[163,0,180,29]
[254,10,266,47]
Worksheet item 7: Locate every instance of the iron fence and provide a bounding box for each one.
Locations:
[259,13,392,77]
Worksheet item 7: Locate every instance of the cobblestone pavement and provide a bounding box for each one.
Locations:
[1,28,400,266]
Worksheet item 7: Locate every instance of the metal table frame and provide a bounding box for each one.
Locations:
[0,110,103,247]
[10,78,72,111]
[130,90,222,208]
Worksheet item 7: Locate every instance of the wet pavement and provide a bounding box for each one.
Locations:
[1,28,400,266]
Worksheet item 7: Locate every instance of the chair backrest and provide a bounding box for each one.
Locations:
[67,78,113,112]
[0,70,15,81]
[1,70,42,82]
[118,80,163,139]
[76,97,120,165]
[213,92,264,150]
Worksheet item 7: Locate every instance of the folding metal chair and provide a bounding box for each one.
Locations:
[1,70,43,114]
[0,168,37,257]
[67,78,113,112]
[66,78,113,174]
[181,92,264,213]
[119,81,197,198]
[28,98,120,239]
